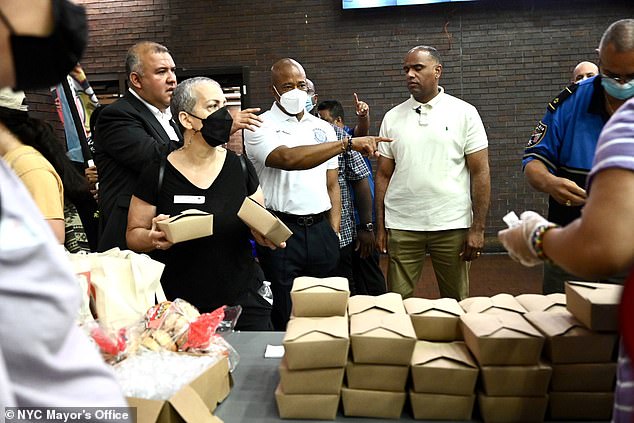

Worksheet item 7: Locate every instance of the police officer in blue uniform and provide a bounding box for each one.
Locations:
[523,18,634,294]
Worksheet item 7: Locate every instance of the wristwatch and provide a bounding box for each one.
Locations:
[362,222,374,232]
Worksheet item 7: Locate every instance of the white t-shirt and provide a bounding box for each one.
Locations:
[244,103,338,215]
[378,88,488,231]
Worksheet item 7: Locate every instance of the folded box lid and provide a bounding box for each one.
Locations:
[404,297,464,317]
[524,310,591,337]
[291,276,349,293]
[565,281,623,304]
[411,341,477,368]
[284,316,349,342]
[460,293,527,315]
[348,292,405,316]
[161,209,212,223]
[350,313,416,339]
[460,313,543,339]
[515,293,566,312]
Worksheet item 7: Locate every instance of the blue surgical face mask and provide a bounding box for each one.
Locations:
[601,76,634,101]
[305,94,315,113]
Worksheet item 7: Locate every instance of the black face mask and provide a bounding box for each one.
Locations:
[0,0,88,90]
[189,106,233,148]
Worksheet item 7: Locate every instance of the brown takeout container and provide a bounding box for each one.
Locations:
[478,393,548,423]
[459,293,527,317]
[403,297,464,341]
[460,313,544,366]
[550,362,617,392]
[275,384,339,420]
[290,276,349,317]
[347,292,405,318]
[156,209,213,244]
[279,356,344,394]
[524,310,616,363]
[480,362,552,396]
[409,391,475,421]
[345,360,409,392]
[515,293,567,313]
[283,316,349,369]
[565,281,623,331]
[237,197,292,245]
[410,341,478,395]
[548,392,614,421]
[349,313,416,365]
[126,356,231,423]
[341,387,406,419]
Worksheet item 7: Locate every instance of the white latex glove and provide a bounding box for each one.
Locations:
[498,211,556,267]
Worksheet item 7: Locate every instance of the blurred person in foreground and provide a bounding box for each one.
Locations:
[499,97,634,423]
[126,77,282,331]
[0,0,128,410]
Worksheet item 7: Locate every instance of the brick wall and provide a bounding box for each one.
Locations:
[30,0,631,251]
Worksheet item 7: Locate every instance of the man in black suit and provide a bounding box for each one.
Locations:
[94,41,181,251]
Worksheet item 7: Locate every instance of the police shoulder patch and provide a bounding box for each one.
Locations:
[527,121,547,147]
[547,83,579,112]
[313,128,328,144]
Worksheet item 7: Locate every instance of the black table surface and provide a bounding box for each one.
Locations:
[214,331,610,423]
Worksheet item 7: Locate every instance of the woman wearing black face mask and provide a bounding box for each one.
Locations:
[126,77,283,331]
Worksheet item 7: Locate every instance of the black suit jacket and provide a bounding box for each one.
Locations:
[94,92,182,251]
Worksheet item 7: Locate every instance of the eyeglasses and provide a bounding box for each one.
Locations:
[601,73,634,85]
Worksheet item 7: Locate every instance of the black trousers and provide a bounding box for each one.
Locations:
[351,248,387,296]
[256,217,340,331]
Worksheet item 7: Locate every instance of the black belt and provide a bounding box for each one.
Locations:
[272,211,325,227]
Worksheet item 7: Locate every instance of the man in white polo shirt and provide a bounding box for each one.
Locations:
[245,58,390,329]
[376,45,490,301]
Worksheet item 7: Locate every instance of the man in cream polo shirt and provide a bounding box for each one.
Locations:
[245,58,390,329]
[376,45,491,301]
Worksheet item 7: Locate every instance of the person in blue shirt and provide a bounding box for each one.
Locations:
[318,99,387,295]
[522,18,634,294]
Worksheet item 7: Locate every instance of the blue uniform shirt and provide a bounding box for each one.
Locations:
[522,76,609,225]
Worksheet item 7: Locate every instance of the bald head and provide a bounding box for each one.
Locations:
[599,19,634,53]
[571,61,598,84]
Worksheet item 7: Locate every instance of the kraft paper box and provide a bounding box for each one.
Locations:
[478,393,548,423]
[409,391,475,421]
[347,292,406,319]
[410,341,478,395]
[565,281,623,331]
[349,313,416,365]
[156,209,213,244]
[290,276,349,317]
[275,384,339,420]
[345,360,409,392]
[459,293,527,317]
[515,293,567,313]
[283,316,349,369]
[550,362,617,392]
[460,313,545,365]
[548,392,614,421]
[403,297,464,341]
[341,387,406,419]
[126,356,231,423]
[237,197,292,245]
[480,362,552,396]
[524,310,617,363]
[279,356,344,394]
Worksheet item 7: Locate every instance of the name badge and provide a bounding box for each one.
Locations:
[173,195,205,204]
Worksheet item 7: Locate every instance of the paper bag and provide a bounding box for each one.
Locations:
[68,248,166,328]
[156,209,214,244]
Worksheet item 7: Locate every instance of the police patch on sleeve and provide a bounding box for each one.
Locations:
[313,128,328,144]
[527,121,547,147]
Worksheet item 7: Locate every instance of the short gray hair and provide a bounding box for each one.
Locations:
[408,45,443,65]
[125,41,170,76]
[170,77,221,118]
[599,19,634,52]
